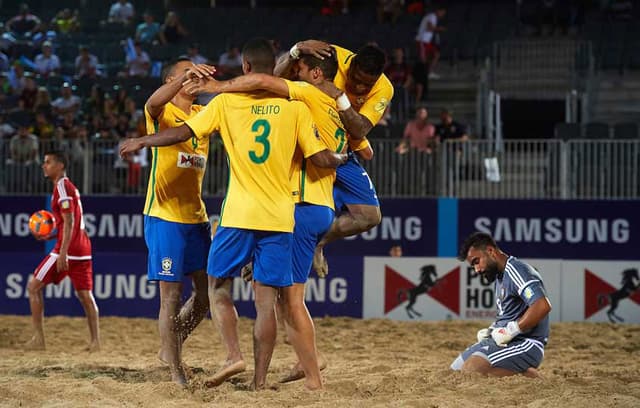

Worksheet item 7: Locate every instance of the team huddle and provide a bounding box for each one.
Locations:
[28,37,552,390]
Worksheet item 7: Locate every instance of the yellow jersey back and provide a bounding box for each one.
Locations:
[185,92,326,232]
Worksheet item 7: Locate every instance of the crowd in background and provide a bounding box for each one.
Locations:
[0,0,630,194]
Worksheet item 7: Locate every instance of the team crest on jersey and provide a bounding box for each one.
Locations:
[60,200,71,209]
[524,287,534,300]
[160,257,173,275]
[177,152,206,169]
[312,124,320,140]
[374,97,389,113]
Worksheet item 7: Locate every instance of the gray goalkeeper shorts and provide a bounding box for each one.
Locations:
[450,337,544,373]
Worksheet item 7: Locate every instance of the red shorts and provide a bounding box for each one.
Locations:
[34,254,93,291]
[419,42,440,57]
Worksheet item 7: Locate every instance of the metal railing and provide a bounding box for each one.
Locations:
[1,138,639,200]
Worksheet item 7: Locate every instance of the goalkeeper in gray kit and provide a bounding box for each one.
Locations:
[451,232,551,377]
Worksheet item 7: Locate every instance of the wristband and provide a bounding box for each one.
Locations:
[336,93,351,111]
[289,44,301,60]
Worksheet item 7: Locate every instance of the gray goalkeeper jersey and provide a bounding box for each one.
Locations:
[493,256,550,344]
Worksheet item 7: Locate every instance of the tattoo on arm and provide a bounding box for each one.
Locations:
[338,109,373,140]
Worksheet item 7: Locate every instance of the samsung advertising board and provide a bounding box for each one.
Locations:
[458,200,640,260]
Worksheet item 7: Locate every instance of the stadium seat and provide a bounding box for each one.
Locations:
[584,122,610,139]
[554,122,581,140]
[613,122,639,139]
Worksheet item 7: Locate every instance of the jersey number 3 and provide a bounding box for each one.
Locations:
[249,119,271,164]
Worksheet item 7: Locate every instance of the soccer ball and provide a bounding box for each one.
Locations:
[29,210,56,238]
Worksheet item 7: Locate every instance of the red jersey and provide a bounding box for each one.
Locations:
[51,177,92,259]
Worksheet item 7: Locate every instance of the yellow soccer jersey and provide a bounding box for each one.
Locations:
[333,45,394,152]
[286,80,344,210]
[185,92,326,232]
[143,102,209,224]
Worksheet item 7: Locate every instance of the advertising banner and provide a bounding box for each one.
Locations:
[0,253,364,319]
[561,260,640,323]
[362,257,562,322]
[0,197,436,257]
[458,200,640,260]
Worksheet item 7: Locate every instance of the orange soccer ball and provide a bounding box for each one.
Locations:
[29,210,56,238]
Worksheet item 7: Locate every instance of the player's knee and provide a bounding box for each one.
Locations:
[450,355,464,371]
[27,279,42,295]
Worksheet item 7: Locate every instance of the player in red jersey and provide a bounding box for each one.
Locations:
[26,150,101,351]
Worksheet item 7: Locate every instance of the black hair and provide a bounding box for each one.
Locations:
[457,232,498,262]
[161,56,192,82]
[352,44,386,77]
[44,150,68,170]
[242,37,275,74]
[300,46,338,81]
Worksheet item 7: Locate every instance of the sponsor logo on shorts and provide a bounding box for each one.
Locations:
[160,257,173,276]
[177,152,206,169]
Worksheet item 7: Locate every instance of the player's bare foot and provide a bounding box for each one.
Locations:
[85,341,101,352]
[170,366,188,386]
[279,354,327,383]
[25,336,45,350]
[312,247,328,278]
[523,367,544,379]
[205,360,246,387]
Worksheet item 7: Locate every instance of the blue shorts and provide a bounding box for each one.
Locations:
[333,155,379,210]
[207,226,293,287]
[292,204,334,283]
[452,337,545,373]
[144,215,211,282]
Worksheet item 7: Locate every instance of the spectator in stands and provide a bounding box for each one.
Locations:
[0,113,16,139]
[34,41,60,78]
[18,75,38,110]
[135,11,161,45]
[415,5,446,79]
[187,43,207,64]
[436,109,469,142]
[124,42,150,78]
[389,244,403,257]
[8,62,29,95]
[385,47,412,88]
[217,45,243,79]
[50,8,80,35]
[7,124,39,191]
[32,111,54,140]
[108,0,135,25]
[7,3,41,37]
[51,82,81,118]
[396,106,438,155]
[84,84,105,117]
[113,86,129,113]
[33,86,52,116]
[114,112,131,138]
[377,0,404,24]
[160,11,188,45]
[115,128,147,193]
[74,45,101,79]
